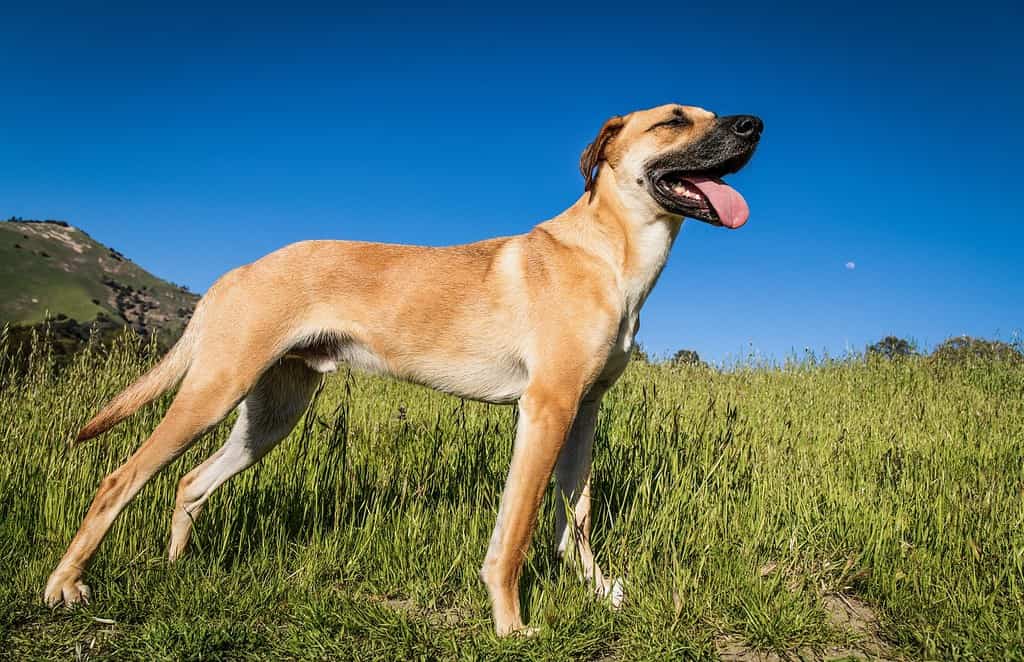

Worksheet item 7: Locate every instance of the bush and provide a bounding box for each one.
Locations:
[670,348,706,367]
[930,335,1023,366]
[867,336,918,360]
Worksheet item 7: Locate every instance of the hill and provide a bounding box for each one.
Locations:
[0,218,198,341]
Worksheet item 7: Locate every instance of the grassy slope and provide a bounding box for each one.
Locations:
[0,343,1021,660]
[0,221,197,332]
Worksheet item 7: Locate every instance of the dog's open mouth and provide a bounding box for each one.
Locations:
[654,173,750,228]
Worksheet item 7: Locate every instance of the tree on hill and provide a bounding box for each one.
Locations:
[867,336,918,360]
[930,335,1023,365]
[670,348,706,367]
[631,342,651,364]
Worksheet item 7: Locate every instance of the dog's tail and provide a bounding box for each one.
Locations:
[74,305,204,444]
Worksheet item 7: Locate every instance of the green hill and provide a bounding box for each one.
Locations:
[0,218,198,339]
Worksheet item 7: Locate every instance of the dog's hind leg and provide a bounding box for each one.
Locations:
[44,359,266,607]
[168,359,320,561]
[553,394,624,607]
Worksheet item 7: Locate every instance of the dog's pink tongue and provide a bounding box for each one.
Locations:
[686,177,749,228]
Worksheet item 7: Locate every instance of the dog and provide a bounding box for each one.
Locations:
[44,104,762,635]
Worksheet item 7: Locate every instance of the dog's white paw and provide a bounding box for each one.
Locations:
[495,622,541,638]
[597,576,625,609]
[608,577,625,609]
[511,625,541,638]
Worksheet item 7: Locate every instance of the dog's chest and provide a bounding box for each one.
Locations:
[598,220,677,381]
[599,313,640,386]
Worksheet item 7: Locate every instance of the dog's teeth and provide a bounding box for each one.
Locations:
[671,182,699,200]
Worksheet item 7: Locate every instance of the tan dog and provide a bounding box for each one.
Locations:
[45,104,762,635]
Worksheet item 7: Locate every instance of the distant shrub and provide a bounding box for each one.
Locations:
[0,315,140,373]
[4,217,68,227]
[670,349,706,367]
[632,342,651,364]
[930,336,1023,366]
[867,336,919,360]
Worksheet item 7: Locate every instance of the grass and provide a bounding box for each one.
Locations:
[1,333,1022,660]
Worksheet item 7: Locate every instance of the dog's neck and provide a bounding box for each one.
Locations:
[543,167,682,314]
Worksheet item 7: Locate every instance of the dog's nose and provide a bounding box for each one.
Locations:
[729,115,763,141]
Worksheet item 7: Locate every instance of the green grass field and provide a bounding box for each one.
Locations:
[1,334,1022,660]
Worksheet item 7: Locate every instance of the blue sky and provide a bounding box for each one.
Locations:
[2,2,1021,363]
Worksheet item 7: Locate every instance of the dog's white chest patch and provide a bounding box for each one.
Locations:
[597,314,639,386]
[615,313,640,355]
[617,320,638,355]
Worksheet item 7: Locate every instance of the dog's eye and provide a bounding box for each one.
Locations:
[649,117,691,131]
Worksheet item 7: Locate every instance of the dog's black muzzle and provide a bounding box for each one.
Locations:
[646,115,763,179]
[644,114,763,222]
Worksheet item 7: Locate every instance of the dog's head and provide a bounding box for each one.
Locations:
[580,105,762,228]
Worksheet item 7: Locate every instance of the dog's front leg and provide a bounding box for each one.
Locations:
[553,395,624,607]
[480,384,579,636]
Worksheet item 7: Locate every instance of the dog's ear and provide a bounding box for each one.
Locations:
[579,115,625,197]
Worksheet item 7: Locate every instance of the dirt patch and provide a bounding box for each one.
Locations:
[822,593,894,659]
[102,277,188,334]
[715,636,878,661]
[19,221,90,254]
[365,593,464,627]
[714,593,896,661]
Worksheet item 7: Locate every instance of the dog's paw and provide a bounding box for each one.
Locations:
[167,537,189,563]
[44,573,91,608]
[598,576,625,609]
[608,577,625,609]
[495,621,541,638]
[508,625,541,638]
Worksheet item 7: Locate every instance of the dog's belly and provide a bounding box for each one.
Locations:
[290,337,528,405]
[397,354,529,404]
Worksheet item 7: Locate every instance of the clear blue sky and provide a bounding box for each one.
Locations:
[3,2,1021,363]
